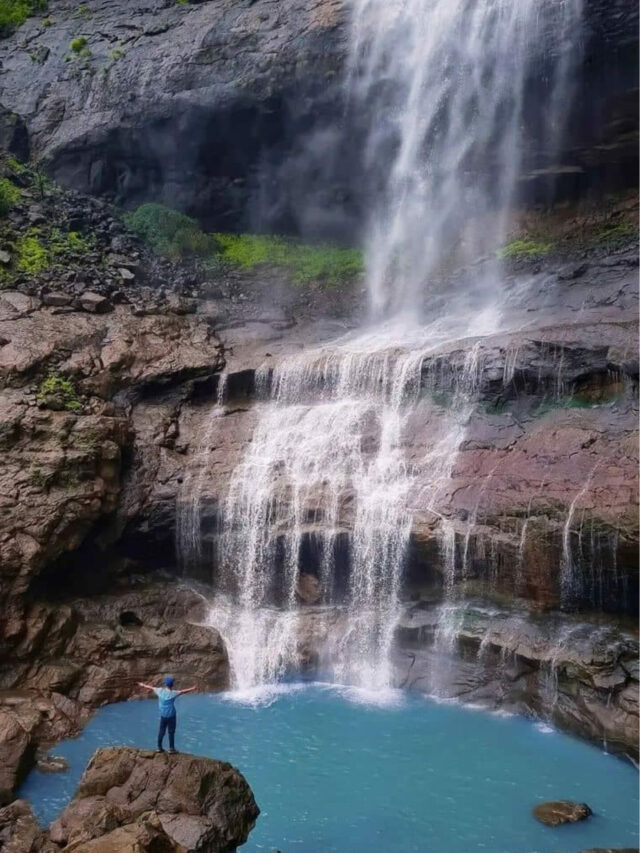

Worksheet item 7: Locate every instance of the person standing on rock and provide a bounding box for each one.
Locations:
[137,677,197,753]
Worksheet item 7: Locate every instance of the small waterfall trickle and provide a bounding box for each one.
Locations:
[560,463,599,608]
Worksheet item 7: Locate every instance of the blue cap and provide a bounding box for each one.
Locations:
[164,676,175,687]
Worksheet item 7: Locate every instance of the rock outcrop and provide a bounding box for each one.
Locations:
[49,747,259,852]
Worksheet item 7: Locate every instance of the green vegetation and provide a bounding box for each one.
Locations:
[15,230,49,273]
[108,47,124,62]
[49,227,92,258]
[70,35,90,56]
[1,225,92,280]
[0,0,47,37]
[534,395,600,417]
[124,202,214,259]
[213,233,364,286]
[0,177,21,215]
[497,239,553,260]
[28,467,47,488]
[36,372,82,412]
[125,202,364,287]
[593,220,636,244]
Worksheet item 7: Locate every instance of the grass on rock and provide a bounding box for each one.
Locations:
[125,202,364,287]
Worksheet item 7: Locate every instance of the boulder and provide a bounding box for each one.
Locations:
[0,799,57,853]
[0,708,38,805]
[296,573,322,605]
[533,800,593,826]
[50,747,259,852]
[79,293,113,314]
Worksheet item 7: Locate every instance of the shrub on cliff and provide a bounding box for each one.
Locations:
[0,177,21,215]
[36,372,82,411]
[0,0,47,38]
[124,202,215,260]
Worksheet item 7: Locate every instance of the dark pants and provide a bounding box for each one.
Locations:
[158,714,176,751]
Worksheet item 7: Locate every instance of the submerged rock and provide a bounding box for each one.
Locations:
[50,746,260,852]
[533,800,593,826]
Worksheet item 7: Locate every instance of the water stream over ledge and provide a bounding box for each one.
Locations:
[21,684,639,853]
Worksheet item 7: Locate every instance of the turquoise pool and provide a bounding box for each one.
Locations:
[20,683,639,852]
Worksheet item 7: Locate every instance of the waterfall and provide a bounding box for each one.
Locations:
[207,335,472,691]
[347,0,583,319]
[182,0,584,692]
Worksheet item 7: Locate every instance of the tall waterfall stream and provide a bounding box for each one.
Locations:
[178,0,585,693]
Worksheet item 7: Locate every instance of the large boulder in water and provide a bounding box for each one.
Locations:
[533,800,593,826]
[50,747,260,852]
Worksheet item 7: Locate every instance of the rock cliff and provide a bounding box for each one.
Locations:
[0,0,637,236]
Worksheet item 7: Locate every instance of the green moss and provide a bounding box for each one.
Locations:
[213,233,364,286]
[0,0,47,37]
[36,372,82,411]
[593,221,636,243]
[6,155,28,174]
[497,239,553,260]
[16,230,49,273]
[108,47,125,62]
[28,467,47,488]
[0,177,21,215]
[534,395,600,417]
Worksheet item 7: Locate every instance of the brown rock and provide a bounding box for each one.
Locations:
[0,708,39,805]
[66,812,184,852]
[79,292,112,314]
[296,573,322,605]
[0,799,57,852]
[51,747,259,852]
[43,293,73,307]
[533,800,593,826]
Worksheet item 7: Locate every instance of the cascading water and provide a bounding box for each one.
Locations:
[207,338,470,691]
[182,0,584,693]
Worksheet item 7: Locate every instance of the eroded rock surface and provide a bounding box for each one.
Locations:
[50,747,259,853]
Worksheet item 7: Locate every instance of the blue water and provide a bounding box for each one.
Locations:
[21,683,639,853]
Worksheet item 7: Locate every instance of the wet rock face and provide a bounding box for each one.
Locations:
[393,602,639,757]
[50,746,260,852]
[0,0,636,234]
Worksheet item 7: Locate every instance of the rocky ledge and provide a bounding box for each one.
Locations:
[0,746,259,852]
[0,582,228,805]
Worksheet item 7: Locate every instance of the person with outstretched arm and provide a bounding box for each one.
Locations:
[137,676,197,753]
